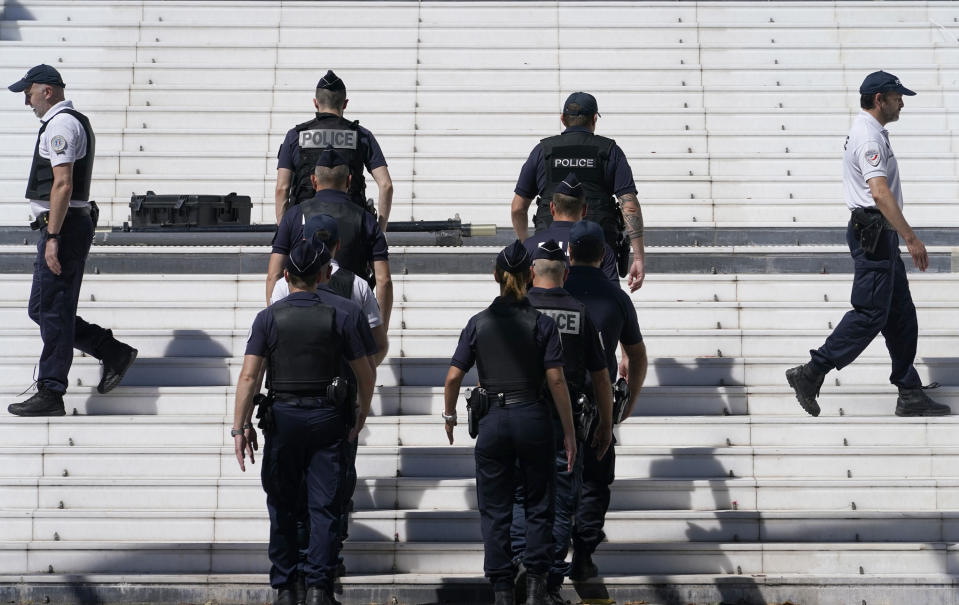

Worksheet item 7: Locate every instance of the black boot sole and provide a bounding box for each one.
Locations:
[97,347,138,394]
[785,366,821,417]
[895,405,951,417]
[7,403,65,417]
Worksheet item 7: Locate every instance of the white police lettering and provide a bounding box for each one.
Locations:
[538,241,570,257]
[299,129,358,150]
[540,308,581,335]
[554,158,594,169]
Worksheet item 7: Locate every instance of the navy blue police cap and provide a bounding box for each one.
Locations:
[316,70,346,92]
[563,92,600,117]
[496,240,532,274]
[315,145,348,168]
[555,172,585,199]
[859,70,916,96]
[303,213,339,246]
[286,239,331,278]
[568,220,605,259]
[532,239,567,262]
[8,64,65,92]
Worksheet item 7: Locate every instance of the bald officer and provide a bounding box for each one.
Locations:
[786,71,949,418]
[275,70,394,232]
[510,92,646,292]
[7,64,137,417]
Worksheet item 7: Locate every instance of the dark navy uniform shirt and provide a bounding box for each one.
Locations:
[523,220,618,283]
[514,126,637,200]
[245,289,377,361]
[564,265,643,379]
[272,189,389,261]
[527,286,607,374]
[450,296,565,372]
[276,113,388,173]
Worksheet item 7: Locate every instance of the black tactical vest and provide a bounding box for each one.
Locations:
[539,131,616,212]
[328,267,356,300]
[290,113,367,208]
[474,299,545,401]
[267,300,340,394]
[26,108,95,202]
[300,196,368,278]
[527,289,589,397]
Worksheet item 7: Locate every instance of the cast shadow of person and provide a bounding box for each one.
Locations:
[0,0,34,41]
[82,329,232,415]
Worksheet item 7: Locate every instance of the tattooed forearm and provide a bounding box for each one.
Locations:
[619,194,644,240]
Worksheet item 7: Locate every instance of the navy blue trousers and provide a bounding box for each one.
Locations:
[510,416,583,589]
[573,437,615,557]
[262,400,348,592]
[297,435,358,568]
[811,223,921,388]
[29,213,110,393]
[475,400,555,591]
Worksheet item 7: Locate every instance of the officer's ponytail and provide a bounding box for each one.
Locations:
[494,241,532,301]
[495,266,530,301]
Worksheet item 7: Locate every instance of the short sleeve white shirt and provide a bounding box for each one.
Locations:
[270,260,383,328]
[29,99,90,217]
[842,111,903,210]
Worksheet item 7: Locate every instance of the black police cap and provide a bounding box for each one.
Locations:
[496,240,532,274]
[316,70,345,92]
[568,220,605,260]
[859,70,916,96]
[8,64,65,93]
[286,239,331,278]
[555,172,585,198]
[532,239,567,262]
[563,92,600,117]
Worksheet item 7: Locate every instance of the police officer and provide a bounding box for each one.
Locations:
[510,92,646,292]
[443,241,577,605]
[266,213,387,587]
[270,147,393,330]
[275,70,394,232]
[522,173,618,283]
[786,71,949,418]
[510,240,613,604]
[234,238,377,605]
[564,221,647,581]
[7,64,137,417]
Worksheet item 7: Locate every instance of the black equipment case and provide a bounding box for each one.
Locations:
[129,191,252,229]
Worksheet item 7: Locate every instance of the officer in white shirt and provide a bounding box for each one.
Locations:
[7,64,136,417]
[786,71,949,418]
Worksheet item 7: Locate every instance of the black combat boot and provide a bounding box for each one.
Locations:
[568,550,598,582]
[304,586,334,605]
[95,330,138,394]
[273,586,296,605]
[294,572,307,605]
[8,386,65,417]
[896,387,951,417]
[526,573,548,605]
[785,363,825,417]
[494,589,515,605]
[546,586,567,605]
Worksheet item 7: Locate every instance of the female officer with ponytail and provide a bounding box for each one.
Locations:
[443,240,578,605]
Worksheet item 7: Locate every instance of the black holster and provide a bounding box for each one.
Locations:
[572,393,597,443]
[612,378,630,425]
[851,207,887,255]
[327,377,354,427]
[254,391,276,433]
[465,387,492,439]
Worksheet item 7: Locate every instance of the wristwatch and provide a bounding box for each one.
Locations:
[442,411,457,423]
[46,232,61,240]
[230,428,244,437]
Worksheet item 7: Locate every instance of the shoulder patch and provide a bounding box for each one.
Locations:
[863,147,881,167]
[50,135,68,155]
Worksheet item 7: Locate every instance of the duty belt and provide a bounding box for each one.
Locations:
[30,205,91,230]
[493,389,541,405]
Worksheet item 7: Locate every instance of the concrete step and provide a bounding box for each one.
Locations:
[8,475,959,514]
[7,414,959,449]
[7,444,959,481]
[2,540,957,576]
[6,508,959,544]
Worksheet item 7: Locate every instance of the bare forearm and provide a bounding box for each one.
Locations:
[546,368,575,437]
[619,193,645,257]
[873,187,915,241]
[371,325,389,366]
[590,369,614,427]
[624,345,648,417]
[511,194,532,241]
[47,181,72,234]
[349,357,375,418]
[374,266,393,330]
[444,367,466,416]
[233,375,258,429]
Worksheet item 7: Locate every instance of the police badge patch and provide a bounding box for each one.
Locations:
[50,135,68,155]
[864,148,880,167]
